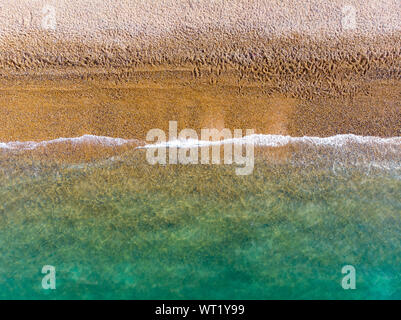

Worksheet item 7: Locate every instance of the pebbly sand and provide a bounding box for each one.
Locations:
[0,0,399,142]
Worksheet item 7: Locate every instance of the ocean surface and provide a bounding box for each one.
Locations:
[0,134,400,299]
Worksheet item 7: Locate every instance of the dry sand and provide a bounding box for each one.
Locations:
[1,0,400,38]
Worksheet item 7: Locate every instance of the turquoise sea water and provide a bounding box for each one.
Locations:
[0,139,400,299]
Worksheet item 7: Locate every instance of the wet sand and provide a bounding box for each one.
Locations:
[0,70,399,142]
[0,1,399,151]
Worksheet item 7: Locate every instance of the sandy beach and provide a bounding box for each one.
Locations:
[0,0,399,143]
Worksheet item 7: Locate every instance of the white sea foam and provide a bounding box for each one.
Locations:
[1,134,399,172]
[1,134,400,150]
[0,134,138,150]
[141,134,401,149]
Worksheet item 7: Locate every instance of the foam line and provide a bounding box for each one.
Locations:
[141,134,401,149]
[1,134,400,151]
[0,134,139,150]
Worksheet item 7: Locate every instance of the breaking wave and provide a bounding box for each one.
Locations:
[141,134,401,149]
[140,133,401,171]
[0,133,400,150]
[0,134,139,150]
[0,134,400,172]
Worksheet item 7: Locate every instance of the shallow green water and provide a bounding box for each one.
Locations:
[0,150,400,299]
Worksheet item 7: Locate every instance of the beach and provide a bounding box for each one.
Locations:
[0,1,400,142]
